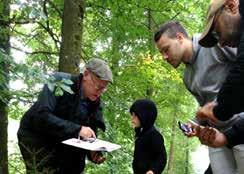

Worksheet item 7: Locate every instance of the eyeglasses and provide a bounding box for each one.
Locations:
[90,72,108,93]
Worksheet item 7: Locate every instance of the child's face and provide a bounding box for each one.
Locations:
[131,113,141,128]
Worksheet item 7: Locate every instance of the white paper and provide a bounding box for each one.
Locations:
[62,138,121,152]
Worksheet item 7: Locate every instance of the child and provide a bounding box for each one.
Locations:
[129,99,167,174]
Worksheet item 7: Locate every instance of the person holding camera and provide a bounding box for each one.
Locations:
[154,20,237,174]
[194,0,244,173]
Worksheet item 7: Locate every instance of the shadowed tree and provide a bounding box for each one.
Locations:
[167,111,177,174]
[59,0,85,74]
[0,0,10,173]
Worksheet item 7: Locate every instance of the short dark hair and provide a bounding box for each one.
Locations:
[154,21,189,42]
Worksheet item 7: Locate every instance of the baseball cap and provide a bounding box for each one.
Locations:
[85,58,113,83]
[199,0,225,47]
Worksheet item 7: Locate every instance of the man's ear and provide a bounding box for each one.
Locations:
[176,32,184,43]
[225,0,239,14]
[83,69,90,80]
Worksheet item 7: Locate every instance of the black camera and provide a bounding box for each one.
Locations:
[178,121,193,133]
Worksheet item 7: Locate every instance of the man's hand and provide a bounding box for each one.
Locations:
[146,170,154,174]
[225,0,239,14]
[89,151,106,164]
[198,126,228,147]
[196,102,218,123]
[184,121,202,137]
[79,126,96,139]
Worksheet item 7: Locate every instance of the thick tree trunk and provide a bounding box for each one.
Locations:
[59,0,85,74]
[167,112,177,174]
[0,0,10,173]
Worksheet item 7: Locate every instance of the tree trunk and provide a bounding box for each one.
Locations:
[167,112,177,174]
[185,140,189,174]
[145,7,154,98]
[147,8,154,55]
[111,31,120,72]
[59,0,85,74]
[0,0,10,173]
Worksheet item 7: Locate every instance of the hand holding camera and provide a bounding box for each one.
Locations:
[178,121,193,134]
[178,120,201,137]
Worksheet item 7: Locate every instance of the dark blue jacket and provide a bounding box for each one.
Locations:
[213,1,244,147]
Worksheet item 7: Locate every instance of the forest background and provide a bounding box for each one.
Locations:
[0,0,210,173]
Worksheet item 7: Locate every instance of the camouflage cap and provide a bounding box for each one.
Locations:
[85,58,113,83]
[199,0,226,47]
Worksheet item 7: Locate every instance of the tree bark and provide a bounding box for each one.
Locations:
[185,140,189,174]
[145,8,154,98]
[167,112,177,174]
[147,8,154,55]
[0,0,10,173]
[59,0,85,74]
[111,31,120,72]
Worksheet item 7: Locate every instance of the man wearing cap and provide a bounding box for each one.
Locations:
[17,58,113,174]
[154,20,239,174]
[192,0,244,173]
[196,0,244,144]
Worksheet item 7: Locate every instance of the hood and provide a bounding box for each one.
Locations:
[130,99,157,130]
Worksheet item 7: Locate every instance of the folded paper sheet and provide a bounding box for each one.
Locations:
[62,138,121,152]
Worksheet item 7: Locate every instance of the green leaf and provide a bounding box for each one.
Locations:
[47,82,55,92]
[60,83,74,94]
[61,78,74,85]
[54,86,64,96]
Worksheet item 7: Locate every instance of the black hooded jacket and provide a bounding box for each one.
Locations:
[130,99,167,174]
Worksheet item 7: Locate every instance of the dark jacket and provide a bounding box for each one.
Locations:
[130,99,167,174]
[224,117,244,147]
[17,72,105,174]
[214,2,244,147]
[213,2,244,121]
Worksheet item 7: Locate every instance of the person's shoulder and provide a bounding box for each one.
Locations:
[193,33,220,52]
[51,72,73,80]
[150,127,164,140]
[191,33,202,52]
[192,33,201,40]
[50,72,80,83]
[149,129,165,149]
[155,129,164,137]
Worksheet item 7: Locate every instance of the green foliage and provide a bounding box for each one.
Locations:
[6,0,209,173]
[97,54,198,173]
[9,152,25,174]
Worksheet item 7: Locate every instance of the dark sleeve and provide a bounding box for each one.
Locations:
[224,118,244,147]
[30,85,81,141]
[213,28,244,121]
[149,133,167,174]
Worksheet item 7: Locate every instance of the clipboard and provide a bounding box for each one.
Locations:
[62,138,121,152]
